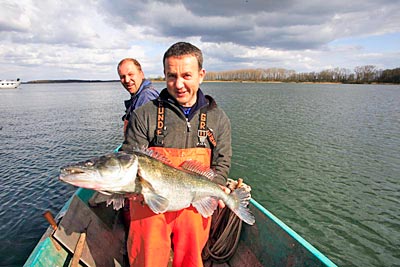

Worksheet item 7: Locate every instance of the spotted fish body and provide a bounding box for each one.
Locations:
[59,149,255,225]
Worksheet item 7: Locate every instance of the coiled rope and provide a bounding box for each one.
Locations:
[202,178,251,265]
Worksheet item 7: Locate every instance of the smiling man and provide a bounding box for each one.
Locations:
[117,58,159,232]
[117,58,159,134]
[121,42,232,267]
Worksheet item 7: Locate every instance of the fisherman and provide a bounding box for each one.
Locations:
[120,42,232,267]
[117,58,159,136]
[117,58,159,229]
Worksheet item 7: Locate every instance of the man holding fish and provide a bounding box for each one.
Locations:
[59,42,254,267]
[121,42,235,267]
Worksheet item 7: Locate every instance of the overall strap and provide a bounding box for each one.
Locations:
[153,101,165,147]
[197,106,217,148]
[153,101,217,148]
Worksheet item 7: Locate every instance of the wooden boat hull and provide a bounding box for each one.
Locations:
[24,188,337,266]
[230,199,336,266]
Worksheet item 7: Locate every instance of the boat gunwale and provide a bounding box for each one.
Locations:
[250,198,337,267]
[24,145,338,266]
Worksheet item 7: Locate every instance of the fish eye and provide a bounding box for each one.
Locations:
[119,153,135,161]
[84,160,94,167]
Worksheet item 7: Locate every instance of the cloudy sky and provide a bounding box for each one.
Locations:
[1,0,400,81]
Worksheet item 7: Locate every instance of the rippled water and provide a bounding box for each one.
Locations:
[0,82,399,267]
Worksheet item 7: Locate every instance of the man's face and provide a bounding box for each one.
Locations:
[118,61,144,94]
[164,55,205,107]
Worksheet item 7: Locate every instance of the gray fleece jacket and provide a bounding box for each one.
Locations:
[121,88,232,185]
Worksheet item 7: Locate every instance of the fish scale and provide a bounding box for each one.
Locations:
[59,149,255,225]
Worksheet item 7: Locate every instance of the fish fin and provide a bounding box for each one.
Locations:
[192,197,219,218]
[139,176,169,214]
[143,192,169,214]
[105,194,125,210]
[180,160,215,180]
[89,192,125,210]
[229,187,255,225]
[134,147,174,166]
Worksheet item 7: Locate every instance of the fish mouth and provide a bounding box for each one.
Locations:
[59,166,99,185]
[61,167,85,175]
[58,165,124,191]
[59,166,89,179]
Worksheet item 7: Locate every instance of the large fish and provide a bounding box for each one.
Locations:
[59,149,255,225]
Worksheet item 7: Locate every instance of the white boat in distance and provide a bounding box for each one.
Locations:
[0,78,21,89]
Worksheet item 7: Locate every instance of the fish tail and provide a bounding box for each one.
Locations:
[229,187,255,225]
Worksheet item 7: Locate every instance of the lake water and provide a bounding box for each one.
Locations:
[0,82,399,267]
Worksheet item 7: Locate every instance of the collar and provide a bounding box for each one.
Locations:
[125,79,152,109]
[130,79,151,98]
[159,88,209,120]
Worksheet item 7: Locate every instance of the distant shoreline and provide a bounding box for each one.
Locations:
[25,79,119,84]
[24,79,334,84]
[24,79,398,85]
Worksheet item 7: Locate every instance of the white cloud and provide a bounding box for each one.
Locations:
[0,0,399,81]
[0,1,33,32]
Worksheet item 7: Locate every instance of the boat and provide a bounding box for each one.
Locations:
[0,78,21,89]
[24,188,338,266]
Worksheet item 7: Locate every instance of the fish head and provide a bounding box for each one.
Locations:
[59,152,139,193]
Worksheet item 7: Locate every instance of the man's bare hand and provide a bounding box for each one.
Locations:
[218,186,231,208]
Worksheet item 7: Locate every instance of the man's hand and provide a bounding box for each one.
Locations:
[218,178,251,208]
[218,186,231,208]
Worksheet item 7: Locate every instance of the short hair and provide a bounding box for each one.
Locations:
[163,42,203,70]
[117,58,142,72]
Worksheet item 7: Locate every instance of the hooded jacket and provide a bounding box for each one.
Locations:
[122,79,159,122]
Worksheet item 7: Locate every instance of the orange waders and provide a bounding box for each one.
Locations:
[127,147,212,267]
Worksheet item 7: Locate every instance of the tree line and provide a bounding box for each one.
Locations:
[204,65,400,84]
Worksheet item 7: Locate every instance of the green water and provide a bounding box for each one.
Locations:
[1,82,399,266]
[204,82,400,267]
